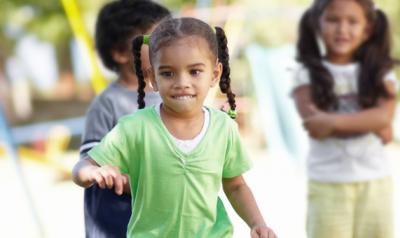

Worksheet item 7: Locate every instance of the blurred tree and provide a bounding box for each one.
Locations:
[161,0,195,10]
[0,2,18,74]
[0,0,109,80]
[382,0,400,59]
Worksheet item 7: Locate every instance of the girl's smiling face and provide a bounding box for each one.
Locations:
[319,0,370,64]
[150,35,222,117]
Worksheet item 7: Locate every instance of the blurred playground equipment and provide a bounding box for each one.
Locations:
[246,44,308,161]
[14,119,81,177]
[61,0,107,94]
[0,107,46,237]
[1,0,94,177]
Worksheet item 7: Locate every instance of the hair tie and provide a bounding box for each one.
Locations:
[227,109,237,119]
[143,35,150,45]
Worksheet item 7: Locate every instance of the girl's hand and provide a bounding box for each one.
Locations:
[376,126,393,144]
[122,174,132,194]
[303,105,335,139]
[251,225,277,238]
[88,165,128,195]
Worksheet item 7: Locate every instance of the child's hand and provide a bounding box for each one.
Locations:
[375,126,393,144]
[122,174,132,194]
[251,225,277,238]
[303,105,335,139]
[88,165,128,195]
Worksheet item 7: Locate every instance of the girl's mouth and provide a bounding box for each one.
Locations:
[172,95,195,100]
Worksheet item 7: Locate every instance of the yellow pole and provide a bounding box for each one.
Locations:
[61,0,107,94]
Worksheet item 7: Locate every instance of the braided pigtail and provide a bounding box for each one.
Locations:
[132,35,146,109]
[215,27,236,119]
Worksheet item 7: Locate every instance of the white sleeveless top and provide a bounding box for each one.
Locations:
[292,61,397,182]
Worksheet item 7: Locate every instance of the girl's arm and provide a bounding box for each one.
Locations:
[293,81,397,140]
[72,156,128,195]
[223,176,276,238]
[292,85,318,120]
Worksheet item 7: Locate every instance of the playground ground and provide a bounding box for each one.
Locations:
[0,141,399,238]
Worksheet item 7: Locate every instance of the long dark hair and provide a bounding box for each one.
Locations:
[132,17,236,118]
[297,0,396,110]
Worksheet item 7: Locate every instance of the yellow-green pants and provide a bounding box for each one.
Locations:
[307,177,393,238]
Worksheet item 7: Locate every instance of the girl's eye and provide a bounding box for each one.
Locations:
[190,69,202,76]
[326,16,338,23]
[348,18,359,25]
[160,71,174,78]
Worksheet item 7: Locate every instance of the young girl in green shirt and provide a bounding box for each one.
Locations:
[73,17,276,238]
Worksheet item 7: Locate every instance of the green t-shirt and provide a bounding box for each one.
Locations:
[88,106,252,238]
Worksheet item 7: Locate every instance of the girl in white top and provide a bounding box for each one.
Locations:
[292,0,397,238]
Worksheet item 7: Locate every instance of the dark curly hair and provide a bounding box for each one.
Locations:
[296,0,397,110]
[95,0,170,72]
[132,17,236,118]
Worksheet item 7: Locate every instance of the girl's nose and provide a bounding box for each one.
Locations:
[337,21,347,34]
[174,73,190,88]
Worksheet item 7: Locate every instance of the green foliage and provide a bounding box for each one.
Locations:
[0,0,112,72]
[162,0,196,10]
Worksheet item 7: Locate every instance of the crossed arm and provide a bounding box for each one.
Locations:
[292,80,397,141]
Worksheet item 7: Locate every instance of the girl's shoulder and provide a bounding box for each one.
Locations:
[117,106,157,127]
[384,70,398,81]
[207,107,233,120]
[289,62,311,90]
[289,62,307,71]
[207,107,238,129]
[383,70,399,91]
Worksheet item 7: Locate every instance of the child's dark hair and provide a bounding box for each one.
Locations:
[95,0,170,72]
[132,17,236,118]
[297,0,397,110]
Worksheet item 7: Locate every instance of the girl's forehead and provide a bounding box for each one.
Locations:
[152,36,216,66]
[154,35,215,59]
[323,0,365,15]
[320,0,370,24]
[170,35,209,48]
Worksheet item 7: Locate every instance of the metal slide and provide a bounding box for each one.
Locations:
[0,106,46,237]
[245,44,308,161]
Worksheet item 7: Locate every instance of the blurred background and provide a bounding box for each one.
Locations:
[0,0,399,237]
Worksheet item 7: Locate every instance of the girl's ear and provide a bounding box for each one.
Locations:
[111,49,130,64]
[211,60,222,87]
